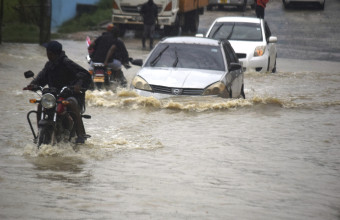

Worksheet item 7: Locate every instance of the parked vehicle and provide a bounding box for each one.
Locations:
[203,16,277,73]
[282,0,325,9]
[23,71,91,148]
[112,0,209,36]
[207,0,256,11]
[131,36,245,99]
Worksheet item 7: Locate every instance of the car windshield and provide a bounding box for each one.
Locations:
[208,22,263,41]
[145,43,225,71]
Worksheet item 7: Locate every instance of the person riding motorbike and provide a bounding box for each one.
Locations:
[88,25,130,87]
[24,41,92,144]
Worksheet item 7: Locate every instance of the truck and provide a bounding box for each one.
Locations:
[112,0,209,36]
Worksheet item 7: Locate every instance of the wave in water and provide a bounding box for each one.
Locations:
[85,89,301,112]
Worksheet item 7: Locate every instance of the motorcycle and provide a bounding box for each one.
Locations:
[86,36,130,90]
[23,70,91,148]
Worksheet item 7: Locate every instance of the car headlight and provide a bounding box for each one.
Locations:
[254,46,266,57]
[41,93,56,109]
[203,82,226,96]
[132,76,152,91]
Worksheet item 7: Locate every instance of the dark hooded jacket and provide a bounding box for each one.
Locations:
[140,0,158,25]
[31,51,92,91]
[91,31,129,64]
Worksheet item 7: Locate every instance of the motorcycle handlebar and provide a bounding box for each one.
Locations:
[23,85,41,92]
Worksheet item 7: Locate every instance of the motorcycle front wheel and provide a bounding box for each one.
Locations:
[37,127,54,148]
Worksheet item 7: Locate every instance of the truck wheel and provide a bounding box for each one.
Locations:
[164,25,180,36]
[190,12,199,33]
[116,24,126,37]
[239,0,247,11]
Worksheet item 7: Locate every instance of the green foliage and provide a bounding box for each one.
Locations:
[1,0,112,42]
[2,22,39,43]
[3,0,40,24]
[97,0,112,9]
[57,8,112,33]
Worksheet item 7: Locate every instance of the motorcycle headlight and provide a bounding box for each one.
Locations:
[41,93,56,109]
[254,46,266,57]
[203,82,226,96]
[132,76,152,91]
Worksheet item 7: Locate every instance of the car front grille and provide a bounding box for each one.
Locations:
[236,53,247,59]
[150,85,204,96]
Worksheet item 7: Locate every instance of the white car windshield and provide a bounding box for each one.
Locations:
[145,43,225,71]
[208,22,263,41]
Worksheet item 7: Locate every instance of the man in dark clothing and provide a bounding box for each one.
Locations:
[256,0,269,19]
[89,26,129,86]
[140,0,158,50]
[26,41,92,144]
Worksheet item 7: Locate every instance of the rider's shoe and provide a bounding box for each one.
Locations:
[75,136,85,144]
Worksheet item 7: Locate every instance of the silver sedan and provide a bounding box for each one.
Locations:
[205,16,278,73]
[131,37,245,99]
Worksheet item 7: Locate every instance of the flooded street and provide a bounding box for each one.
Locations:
[1,0,340,219]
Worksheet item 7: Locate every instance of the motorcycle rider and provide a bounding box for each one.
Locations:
[25,41,92,144]
[88,25,129,87]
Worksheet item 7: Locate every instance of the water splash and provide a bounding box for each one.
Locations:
[85,89,299,112]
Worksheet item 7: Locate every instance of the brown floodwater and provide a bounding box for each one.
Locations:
[0,38,339,220]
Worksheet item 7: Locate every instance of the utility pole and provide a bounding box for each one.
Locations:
[39,0,51,45]
[0,0,4,44]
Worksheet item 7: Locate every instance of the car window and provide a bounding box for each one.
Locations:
[223,41,238,63]
[208,22,263,41]
[145,43,225,71]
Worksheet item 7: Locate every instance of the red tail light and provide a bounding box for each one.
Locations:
[164,2,172,11]
[113,0,119,9]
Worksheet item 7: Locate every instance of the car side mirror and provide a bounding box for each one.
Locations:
[130,59,143,66]
[268,36,277,43]
[229,63,242,72]
[195,33,204,38]
[24,70,34,78]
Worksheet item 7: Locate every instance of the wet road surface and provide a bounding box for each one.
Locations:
[0,1,340,219]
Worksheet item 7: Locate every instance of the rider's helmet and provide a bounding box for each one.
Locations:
[106,23,114,32]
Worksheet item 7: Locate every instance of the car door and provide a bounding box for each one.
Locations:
[264,21,276,70]
[223,41,243,98]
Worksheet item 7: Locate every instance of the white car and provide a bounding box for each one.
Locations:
[204,17,278,73]
[282,0,325,9]
[131,36,245,99]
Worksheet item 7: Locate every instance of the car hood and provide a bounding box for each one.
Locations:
[229,40,265,54]
[137,67,225,88]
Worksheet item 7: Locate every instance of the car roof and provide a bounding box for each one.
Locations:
[161,36,221,46]
[213,16,261,24]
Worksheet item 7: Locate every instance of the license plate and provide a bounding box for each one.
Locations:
[220,0,229,3]
[93,76,105,83]
[95,69,104,76]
